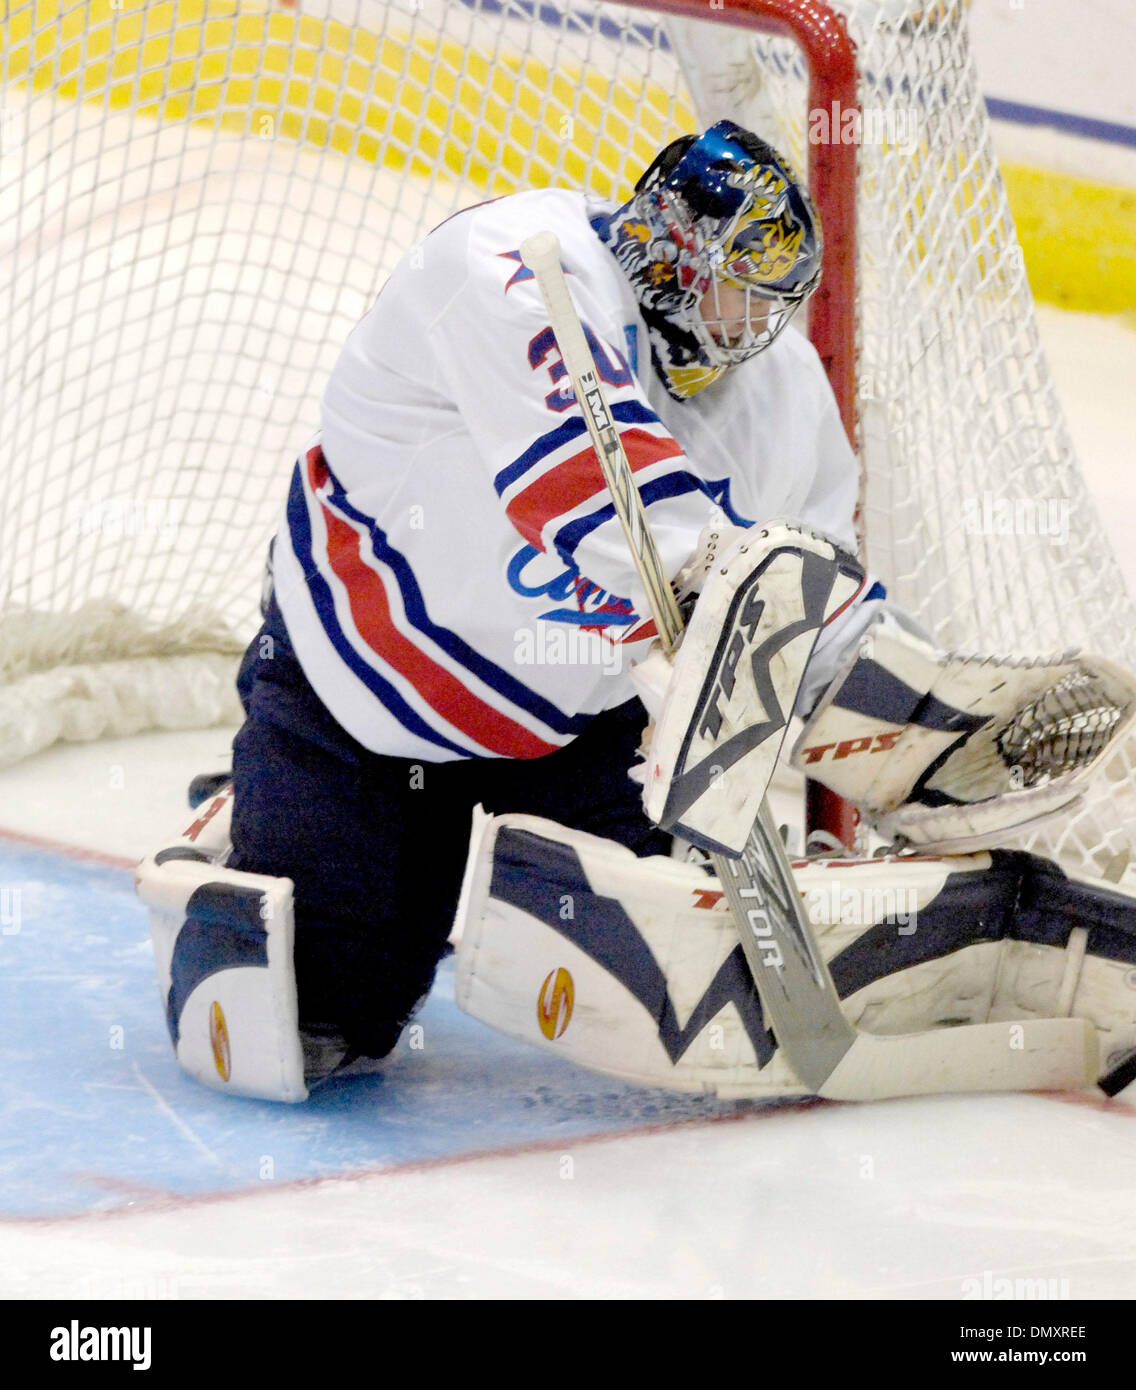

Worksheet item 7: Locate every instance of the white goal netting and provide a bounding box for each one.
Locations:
[2,0,1133,874]
[1,0,694,761]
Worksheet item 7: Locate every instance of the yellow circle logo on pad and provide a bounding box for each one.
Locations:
[209,1001,232,1082]
[537,969,575,1041]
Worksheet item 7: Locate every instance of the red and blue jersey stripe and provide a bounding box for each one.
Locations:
[285,446,598,759]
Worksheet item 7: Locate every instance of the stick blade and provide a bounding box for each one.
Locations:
[818,1017,1099,1102]
[1098,1046,1136,1098]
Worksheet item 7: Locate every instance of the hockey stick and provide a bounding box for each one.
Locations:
[520,230,1097,1099]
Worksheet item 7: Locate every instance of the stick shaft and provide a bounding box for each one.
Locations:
[520,231,683,653]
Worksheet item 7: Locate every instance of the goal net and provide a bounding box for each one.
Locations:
[2,0,1132,875]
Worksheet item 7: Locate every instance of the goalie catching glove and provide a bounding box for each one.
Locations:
[634,521,1136,855]
[794,611,1136,851]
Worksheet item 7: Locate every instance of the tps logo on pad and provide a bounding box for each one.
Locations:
[537,969,575,1041]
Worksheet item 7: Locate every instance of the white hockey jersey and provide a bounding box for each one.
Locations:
[270,187,862,763]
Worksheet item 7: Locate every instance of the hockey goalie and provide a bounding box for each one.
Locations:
[136,123,1136,1104]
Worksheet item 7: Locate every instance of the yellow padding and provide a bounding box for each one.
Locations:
[6,2,1133,315]
[1003,162,1136,315]
[2,0,693,201]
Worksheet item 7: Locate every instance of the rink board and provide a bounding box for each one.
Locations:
[0,840,753,1218]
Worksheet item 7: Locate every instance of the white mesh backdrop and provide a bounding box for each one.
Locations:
[2,0,1133,875]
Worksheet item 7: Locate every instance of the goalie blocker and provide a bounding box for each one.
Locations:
[631,520,866,856]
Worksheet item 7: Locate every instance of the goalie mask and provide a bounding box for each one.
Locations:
[593,121,822,400]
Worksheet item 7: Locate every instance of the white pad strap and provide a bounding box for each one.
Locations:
[1055,928,1089,1017]
[136,785,307,1102]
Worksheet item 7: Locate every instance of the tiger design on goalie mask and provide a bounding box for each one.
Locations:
[592,121,822,400]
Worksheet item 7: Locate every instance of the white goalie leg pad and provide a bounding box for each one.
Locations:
[453,808,807,1099]
[135,784,308,1102]
[984,856,1136,1083]
[791,611,1136,851]
[635,521,865,857]
[810,850,1136,1089]
[454,812,1136,1097]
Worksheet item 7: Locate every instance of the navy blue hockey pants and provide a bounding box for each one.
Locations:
[227,595,670,1062]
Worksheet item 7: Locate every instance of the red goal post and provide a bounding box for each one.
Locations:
[600,0,862,849]
[630,0,859,445]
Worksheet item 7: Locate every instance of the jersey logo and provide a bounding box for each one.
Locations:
[498,249,535,292]
[507,543,638,634]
